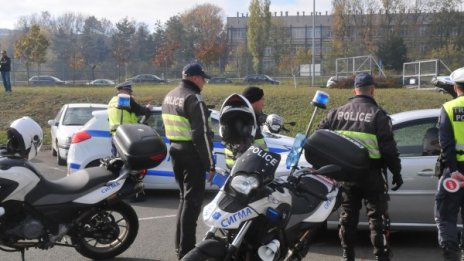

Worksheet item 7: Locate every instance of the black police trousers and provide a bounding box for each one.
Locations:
[170,143,206,259]
[339,170,391,257]
[435,168,464,250]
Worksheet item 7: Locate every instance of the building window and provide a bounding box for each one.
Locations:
[264,47,272,56]
[292,28,306,39]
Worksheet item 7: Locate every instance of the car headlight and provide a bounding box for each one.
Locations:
[230,175,260,195]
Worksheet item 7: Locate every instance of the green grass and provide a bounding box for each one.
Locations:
[0,84,451,145]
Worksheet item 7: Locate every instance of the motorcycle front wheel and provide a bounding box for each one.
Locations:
[181,239,227,261]
[72,201,139,260]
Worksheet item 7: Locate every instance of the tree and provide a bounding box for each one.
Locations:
[278,48,312,88]
[180,4,226,71]
[376,36,407,72]
[81,16,111,80]
[111,18,136,81]
[247,0,271,74]
[14,24,49,81]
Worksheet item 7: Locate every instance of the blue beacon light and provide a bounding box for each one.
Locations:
[311,91,329,109]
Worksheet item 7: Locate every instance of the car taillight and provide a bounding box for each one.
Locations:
[71,131,92,144]
[138,169,147,179]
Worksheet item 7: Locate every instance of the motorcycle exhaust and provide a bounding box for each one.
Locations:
[258,239,280,261]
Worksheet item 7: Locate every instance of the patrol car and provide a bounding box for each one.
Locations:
[67,107,300,190]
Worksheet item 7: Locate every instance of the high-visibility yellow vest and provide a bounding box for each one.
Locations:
[162,113,192,141]
[336,130,381,159]
[108,96,138,134]
[443,96,464,162]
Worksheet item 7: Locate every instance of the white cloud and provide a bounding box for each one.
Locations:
[0,0,332,30]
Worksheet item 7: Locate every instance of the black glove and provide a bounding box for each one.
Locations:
[391,174,403,191]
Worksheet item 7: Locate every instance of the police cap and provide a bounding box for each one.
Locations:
[450,67,464,85]
[182,63,211,79]
[354,72,375,88]
[115,81,133,92]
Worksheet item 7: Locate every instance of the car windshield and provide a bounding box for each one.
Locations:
[62,107,106,126]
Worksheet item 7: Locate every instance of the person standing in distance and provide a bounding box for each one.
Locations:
[161,62,215,259]
[242,86,267,149]
[108,81,151,147]
[318,72,403,261]
[435,67,464,261]
[0,50,12,92]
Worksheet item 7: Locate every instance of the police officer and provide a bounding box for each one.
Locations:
[318,72,403,261]
[435,67,464,261]
[224,86,268,169]
[161,63,215,259]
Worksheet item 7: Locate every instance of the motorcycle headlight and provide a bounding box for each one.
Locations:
[230,175,260,195]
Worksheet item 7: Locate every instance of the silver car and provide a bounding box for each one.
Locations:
[328,108,441,229]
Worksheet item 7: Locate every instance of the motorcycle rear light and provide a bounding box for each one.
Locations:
[71,131,91,144]
[266,208,281,223]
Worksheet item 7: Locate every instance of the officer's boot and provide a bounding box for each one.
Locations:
[342,247,355,261]
[443,247,460,261]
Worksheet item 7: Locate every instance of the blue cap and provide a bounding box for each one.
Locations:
[354,73,375,87]
[115,81,133,92]
[182,63,211,79]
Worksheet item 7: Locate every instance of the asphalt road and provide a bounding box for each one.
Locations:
[0,150,443,261]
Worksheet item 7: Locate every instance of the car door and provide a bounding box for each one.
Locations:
[388,117,440,226]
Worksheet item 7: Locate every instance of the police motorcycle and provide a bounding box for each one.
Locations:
[182,91,370,261]
[0,117,167,260]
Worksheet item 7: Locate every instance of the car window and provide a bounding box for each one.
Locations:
[63,107,106,126]
[393,118,439,157]
[55,106,65,122]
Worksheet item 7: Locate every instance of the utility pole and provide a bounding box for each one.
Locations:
[311,0,316,87]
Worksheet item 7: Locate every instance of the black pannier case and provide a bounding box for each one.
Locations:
[114,124,167,170]
[304,129,370,181]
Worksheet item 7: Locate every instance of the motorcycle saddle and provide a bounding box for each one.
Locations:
[25,167,115,205]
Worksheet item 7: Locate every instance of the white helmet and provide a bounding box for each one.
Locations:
[219,94,257,146]
[265,114,283,133]
[450,67,464,84]
[7,117,43,160]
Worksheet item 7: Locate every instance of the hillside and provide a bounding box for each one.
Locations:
[0,84,451,145]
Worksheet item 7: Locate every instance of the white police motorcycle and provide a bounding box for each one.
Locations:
[182,92,370,261]
[0,117,167,261]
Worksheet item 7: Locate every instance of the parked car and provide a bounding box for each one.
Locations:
[126,74,166,83]
[67,108,303,190]
[243,74,280,85]
[87,79,115,86]
[48,103,107,166]
[29,75,66,85]
[327,108,441,229]
[208,77,233,84]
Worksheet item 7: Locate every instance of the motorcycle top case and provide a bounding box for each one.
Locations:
[114,124,167,170]
[304,129,370,181]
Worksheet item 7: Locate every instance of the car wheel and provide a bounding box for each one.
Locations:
[51,146,57,156]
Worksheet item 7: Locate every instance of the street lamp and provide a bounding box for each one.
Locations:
[311,0,315,87]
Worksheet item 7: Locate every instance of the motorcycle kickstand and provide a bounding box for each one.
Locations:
[20,248,25,261]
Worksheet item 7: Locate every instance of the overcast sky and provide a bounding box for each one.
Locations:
[1,0,332,30]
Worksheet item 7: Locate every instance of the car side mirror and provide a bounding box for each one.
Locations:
[47,119,58,126]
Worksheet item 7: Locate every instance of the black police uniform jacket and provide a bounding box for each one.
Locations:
[162,79,215,171]
[318,95,401,181]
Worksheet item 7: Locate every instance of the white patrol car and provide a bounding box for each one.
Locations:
[67,107,301,190]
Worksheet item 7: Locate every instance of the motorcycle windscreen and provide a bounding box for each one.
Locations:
[231,144,281,185]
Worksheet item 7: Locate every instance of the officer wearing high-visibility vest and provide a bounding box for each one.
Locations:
[108,81,151,154]
[435,67,464,261]
[318,72,402,261]
[224,86,268,169]
[161,62,215,260]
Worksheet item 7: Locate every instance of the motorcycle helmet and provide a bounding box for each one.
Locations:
[265,114,283,134]
[7,117,43,160]
[219,94,257,146]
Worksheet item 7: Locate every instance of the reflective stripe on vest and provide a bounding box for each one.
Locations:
[108,96,138,134]
[336,130,380,159]
[443,97,464,161]
[162,113,192,141]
